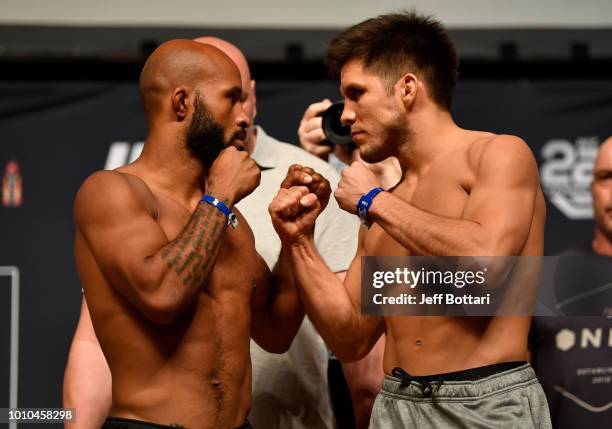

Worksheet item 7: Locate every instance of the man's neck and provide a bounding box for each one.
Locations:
[592,230,612,256]
[396,109,460,175]
[138,132,208,209]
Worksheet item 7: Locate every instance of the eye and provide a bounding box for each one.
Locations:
[227,89,242,104]
[346,87,364,101]
[595,172,612,182]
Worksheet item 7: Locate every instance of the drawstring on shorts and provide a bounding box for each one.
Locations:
[391,367,443,397]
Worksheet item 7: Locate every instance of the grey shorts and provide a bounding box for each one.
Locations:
[370,362,552,429]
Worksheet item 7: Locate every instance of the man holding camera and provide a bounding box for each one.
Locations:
[299,100,401,191]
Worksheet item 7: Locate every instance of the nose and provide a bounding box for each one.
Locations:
[235,103,251,130]
[340,102,356,126]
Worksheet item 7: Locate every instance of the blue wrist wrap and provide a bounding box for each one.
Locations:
[357,187,384,227]
[201,195,238,229]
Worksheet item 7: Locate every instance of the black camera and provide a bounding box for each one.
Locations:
[320,101,353,145]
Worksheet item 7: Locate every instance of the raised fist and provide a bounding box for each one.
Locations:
[280,164,331,211]
[334,161,382,214]
[269,186,322,245]
[207,146,261,204]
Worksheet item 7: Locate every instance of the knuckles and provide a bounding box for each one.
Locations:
[269,185,312,220]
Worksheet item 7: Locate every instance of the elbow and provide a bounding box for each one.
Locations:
[135,271,185,325]
[466,254,516,290]
[139,294,183,325]
[256,337,293,354]
[258,327,298,354]
[266,339,293,354]
[254,319,301,354]
[335,349,363,363]
[143,308,180,325]
[332,342,368,363]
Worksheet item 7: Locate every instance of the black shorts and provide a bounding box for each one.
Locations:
[102,417,253,429]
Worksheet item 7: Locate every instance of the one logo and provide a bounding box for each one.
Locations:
[104,141,144,170]
[2,160,23,208]
[540,137,599,219]
[555,327,612,351]
[555,329,576,351]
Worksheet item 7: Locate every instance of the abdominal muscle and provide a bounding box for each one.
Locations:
[87,267,254,429]
[383,315,531,376]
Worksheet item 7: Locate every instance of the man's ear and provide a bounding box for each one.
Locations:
[251,79,257,120]
[171,87,189,121]
[398,73,418,110]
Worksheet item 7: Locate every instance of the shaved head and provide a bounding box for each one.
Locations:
[139,39,241,125]
[592,137,612,246]
[138,39,250,167]
[194,37,258,152]
[595,138,612,171]
[193,37,251,85]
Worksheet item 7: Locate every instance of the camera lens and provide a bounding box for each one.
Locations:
[321,101,353,145]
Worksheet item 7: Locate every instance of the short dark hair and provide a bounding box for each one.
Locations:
[326,10,458,110]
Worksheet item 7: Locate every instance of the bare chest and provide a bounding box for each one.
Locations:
[365,157,475,255]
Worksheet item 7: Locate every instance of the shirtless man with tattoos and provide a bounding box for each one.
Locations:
[73,40,322,429]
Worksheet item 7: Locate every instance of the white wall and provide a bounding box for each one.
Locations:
[1,0,612,28]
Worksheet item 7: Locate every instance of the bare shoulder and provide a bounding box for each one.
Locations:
[74,170,155,229]
[469,133,538,179]
[475,133,535,162]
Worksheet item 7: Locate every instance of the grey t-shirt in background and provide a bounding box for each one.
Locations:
[236,126,359,429]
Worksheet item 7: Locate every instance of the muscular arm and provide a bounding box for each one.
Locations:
[63,297,111,429]
[250,248,304,353]
[75,170,232,324]
[288,228,384,362]
[269,173,383,360]
[369,136,540,256]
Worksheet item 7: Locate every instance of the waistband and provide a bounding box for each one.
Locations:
[381,362,537,400]
[103,417,253,429]
[102,417,185,429]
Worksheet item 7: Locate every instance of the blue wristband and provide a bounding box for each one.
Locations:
[201,195,239,229]
[357,187,384,227]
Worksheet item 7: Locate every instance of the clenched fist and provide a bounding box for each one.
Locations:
[280,164,331,211]
[334,161,383,214]
[269,186,322,245]
[207,146,261,205]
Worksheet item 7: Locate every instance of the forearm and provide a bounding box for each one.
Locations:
[142,196,232,321]
[369,192,486,256]
[63,339,111,428]
[63,327,111,428]
[288,238,371,359]
[254,249,305,353]
[63,298,111,427]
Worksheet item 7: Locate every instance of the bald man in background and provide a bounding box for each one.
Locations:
[195,37,360,429]
[530,138,612,428]
[69,39,316,428]
[64,37,359,428]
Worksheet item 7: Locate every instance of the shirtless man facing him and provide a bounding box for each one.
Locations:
[269,12,552,428]
[74,40,323,429]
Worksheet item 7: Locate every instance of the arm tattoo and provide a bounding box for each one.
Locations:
[160,200,228,291]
